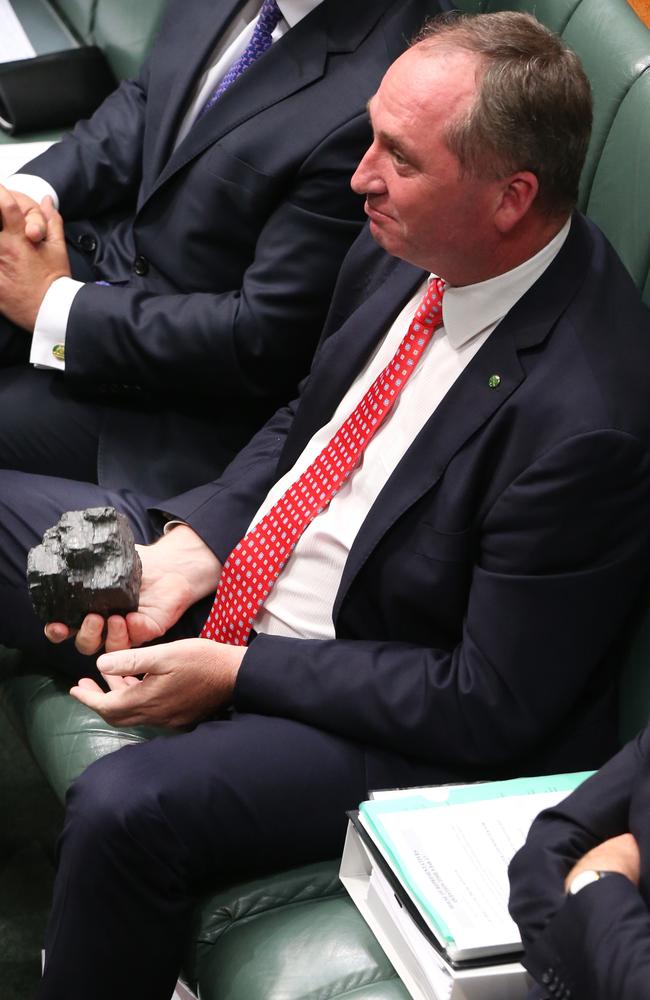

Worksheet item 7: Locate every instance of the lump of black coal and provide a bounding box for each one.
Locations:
[27,507,142,628]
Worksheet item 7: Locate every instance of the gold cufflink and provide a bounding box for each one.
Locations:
[52,344,65,362]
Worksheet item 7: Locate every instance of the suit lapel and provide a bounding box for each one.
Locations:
[143,0,247,188]
[145,0,399,201]
[333,213,594,619]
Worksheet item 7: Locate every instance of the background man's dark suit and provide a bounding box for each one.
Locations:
[509,721,650,1000]
[2,213,649,997]
[0,0,434,496]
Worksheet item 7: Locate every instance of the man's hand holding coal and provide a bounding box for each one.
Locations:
[44,523,232,727]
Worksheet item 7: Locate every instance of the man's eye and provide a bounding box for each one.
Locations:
[391,149,407,166]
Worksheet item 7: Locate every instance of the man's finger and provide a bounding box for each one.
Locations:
[97,646,164,677]
[123,611,164,647]
[44,622,72,644]
[24,207,47,243]
[0,184,28,236]
[70,678,145,726]
[105,615,132,653]
[74,613,107,655]
[43,198,65,241]
[105,673,141,691]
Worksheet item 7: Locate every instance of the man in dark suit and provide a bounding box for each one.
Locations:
[509,723,650,1000]
[0,0,434,496]
[1,11,650,999]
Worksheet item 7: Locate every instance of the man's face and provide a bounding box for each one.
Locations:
[351,43,501,283]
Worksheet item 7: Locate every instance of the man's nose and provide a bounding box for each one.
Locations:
[351,145,382,194]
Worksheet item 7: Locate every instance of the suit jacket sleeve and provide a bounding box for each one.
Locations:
[59,113,368,402]
[508,726,650,999]
[21,60,151,219]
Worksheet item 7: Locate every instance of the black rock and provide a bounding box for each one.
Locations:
[27,507,142,628]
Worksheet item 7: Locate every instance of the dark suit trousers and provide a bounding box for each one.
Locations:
[0,469,448,999]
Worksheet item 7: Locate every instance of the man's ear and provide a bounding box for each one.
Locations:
[494,171,539,233]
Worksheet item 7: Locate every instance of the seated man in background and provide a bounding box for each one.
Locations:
[0,0,434,496]
[509,720,650,1000]
[0,11,649,999]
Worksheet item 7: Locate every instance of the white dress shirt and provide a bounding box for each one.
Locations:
[7,0,323,370]
[252,219,571,641]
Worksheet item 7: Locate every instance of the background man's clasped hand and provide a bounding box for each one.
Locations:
[0,184,70,332]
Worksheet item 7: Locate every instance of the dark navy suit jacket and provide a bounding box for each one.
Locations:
[164,214,650,789]
[22,0,434,493]
[509,721,650,1000]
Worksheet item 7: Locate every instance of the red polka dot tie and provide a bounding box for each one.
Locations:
[200,279,445,646]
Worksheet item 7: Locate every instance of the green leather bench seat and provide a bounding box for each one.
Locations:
[2,0,650,997]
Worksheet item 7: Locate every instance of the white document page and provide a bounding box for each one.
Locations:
[0,0,35,61]
[362,790,570,957]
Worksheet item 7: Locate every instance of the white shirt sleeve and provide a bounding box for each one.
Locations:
[7,173,59,210]
[29,276,84,371]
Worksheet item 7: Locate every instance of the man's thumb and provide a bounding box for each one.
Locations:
[42,196,64,238]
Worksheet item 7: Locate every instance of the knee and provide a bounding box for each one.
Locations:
[63,744,184,869]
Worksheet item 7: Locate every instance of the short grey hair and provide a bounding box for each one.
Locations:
[414,11,592,216]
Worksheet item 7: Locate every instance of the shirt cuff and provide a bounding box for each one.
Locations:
[30,277,84,371]
[163,519,189,533]
[7,173,59,210]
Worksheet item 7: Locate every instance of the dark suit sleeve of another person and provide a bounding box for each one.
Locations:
[508,726,650,999]
[21,61,151,219]
[61,114,370,404]
[16,0,437,407]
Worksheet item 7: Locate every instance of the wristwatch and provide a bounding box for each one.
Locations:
[568,869,616,895]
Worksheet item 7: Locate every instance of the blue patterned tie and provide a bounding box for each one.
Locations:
[199,0,282,117]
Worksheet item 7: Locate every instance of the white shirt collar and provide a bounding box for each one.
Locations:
[439,217,572,349]
[277,0,324,28]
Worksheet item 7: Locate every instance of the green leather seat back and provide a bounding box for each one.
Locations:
[48,0,167,80]
[450,0,484,13]
[50,0,94,40]
[586,72,650,302]
[561,0,650,209]
[483,0,581,34]
[92,0,168,80]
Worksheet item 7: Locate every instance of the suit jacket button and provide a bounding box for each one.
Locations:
[77,233,97,253]
[133,255,149,276]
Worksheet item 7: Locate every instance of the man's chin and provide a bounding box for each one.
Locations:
[368,219,400,256]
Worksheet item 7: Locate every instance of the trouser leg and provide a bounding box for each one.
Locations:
[0,366,106,481]
[38,712,372,1000]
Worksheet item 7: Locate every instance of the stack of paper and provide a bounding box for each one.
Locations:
[340,771,592,1000]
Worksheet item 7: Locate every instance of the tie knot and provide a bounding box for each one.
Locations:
[417,277,444,329]
[259,0,282,29]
